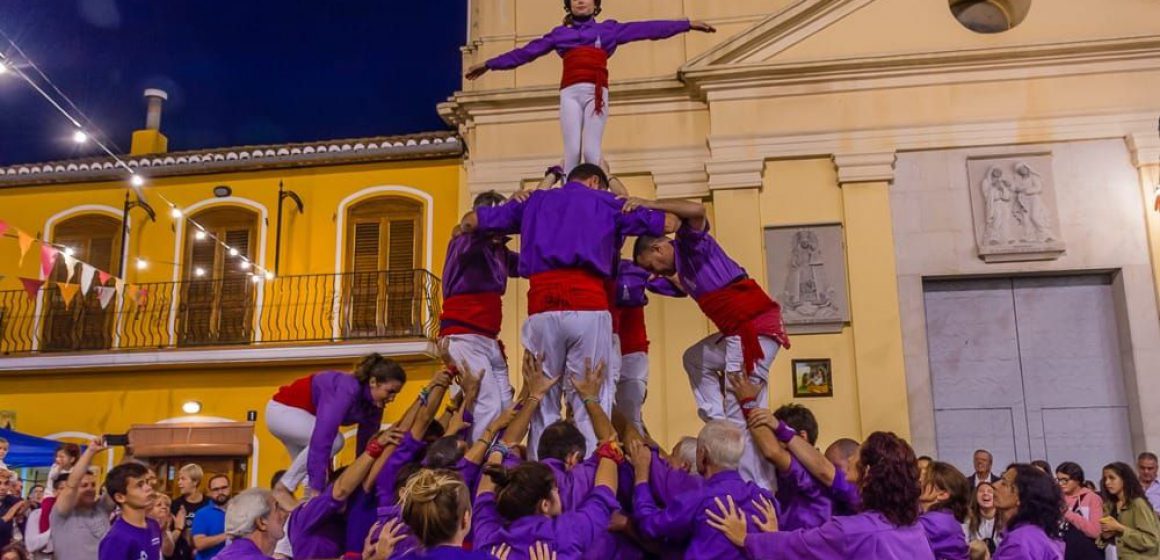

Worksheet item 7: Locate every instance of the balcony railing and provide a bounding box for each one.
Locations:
[0,269,441,355]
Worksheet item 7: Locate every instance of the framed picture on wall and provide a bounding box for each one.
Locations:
[792,359,834,398]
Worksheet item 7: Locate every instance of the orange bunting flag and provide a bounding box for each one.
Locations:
[17,230,35,267]
[19,277,44,301]
[126,284,140,304]
[58,283,80,308]
[40,244,58,278]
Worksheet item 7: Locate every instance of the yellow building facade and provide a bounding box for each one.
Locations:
[444,0,1160,473]
[0,108,462,485]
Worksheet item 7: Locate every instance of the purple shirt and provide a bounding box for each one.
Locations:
[376,432,427,509]
[777,456,833,531]
[615,260,683,308]
[672,221,747,299]
[919,510,969,560]
[307,371,384,493]
[344,488,378,557]
[744,511,934,560]
[215,538,275,560]
[472,486,619,560]
[646,450,702,507]
[828,466,862,516]
[98,517,161,560]
[486,18,692,70]
[992,525,1064,560]
[442,232,519,297]
[369,505,420,560]
[633,470,777,560]
[399,547,493,560]
[287,485,346,560]
[475,182,666,279]
[542,456,598,512]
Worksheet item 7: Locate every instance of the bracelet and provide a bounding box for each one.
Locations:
[582,396,600,406]
[489,440,512,458]
[773,420,798,443]
[418,387,431,407]
[738,396,758,419]
[595,440,625,464]
[365,438,387,459]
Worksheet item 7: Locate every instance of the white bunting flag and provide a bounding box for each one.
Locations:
[80,264,96,295]
[96,286,117,309]
[62,253,78,283]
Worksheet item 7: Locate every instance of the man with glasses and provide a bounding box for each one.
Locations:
[191,475,232,560]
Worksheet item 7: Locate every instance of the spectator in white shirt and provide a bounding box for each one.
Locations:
[1138,452,1160,514]
[24,476,66,560]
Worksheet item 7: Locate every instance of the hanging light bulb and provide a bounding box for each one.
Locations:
[250,274,261,284]
[135,258,148,270]
[194,267,206,277]
[0,61,8,75]
[239,260,251,270]
[63,246,76,257]
[228,247,239,257]
[264,271,274,281]
[194,230,207,241]
[130,174,145,187]
[72,130,88,144]
[170,206,182,219]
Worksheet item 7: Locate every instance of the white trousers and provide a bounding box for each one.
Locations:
[615,351,650,432]
[682,333,781,490]
[265,400,344,492]
[560,83,609,173]
[521,310,614,458]
[444,334,515,442]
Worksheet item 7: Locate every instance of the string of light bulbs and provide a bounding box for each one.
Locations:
[0,34,275,282]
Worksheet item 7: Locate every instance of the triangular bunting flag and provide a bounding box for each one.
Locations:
[40,244,58,278]
[19,277,44,301]
[96,286,116,309]
[58,283,80,308]
[62,254,78,283]
[80,264,96,294]
[137,286,149,306]
[17,231,35,267]
[126,285,140,306]
[98,270,112,286]
[0,220,8,238]
[114,279,125,301]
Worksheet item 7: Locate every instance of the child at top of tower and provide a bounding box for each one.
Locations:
[465,0,715,173]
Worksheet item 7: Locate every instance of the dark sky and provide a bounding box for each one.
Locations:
[0,1,466,166]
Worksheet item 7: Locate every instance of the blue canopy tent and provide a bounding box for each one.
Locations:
[0,428,72,468]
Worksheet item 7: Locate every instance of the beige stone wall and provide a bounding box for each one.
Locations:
[449,0,1160,450]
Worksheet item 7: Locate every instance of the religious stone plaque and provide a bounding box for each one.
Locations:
[764,224,849,334]
[966,154,1065,263]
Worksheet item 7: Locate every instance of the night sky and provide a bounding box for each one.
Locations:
[0,1,466,166]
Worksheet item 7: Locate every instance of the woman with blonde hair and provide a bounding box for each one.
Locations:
[396,469,493,559]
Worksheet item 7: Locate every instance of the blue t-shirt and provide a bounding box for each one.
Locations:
[98,517,162,560]
[191,504,227,560]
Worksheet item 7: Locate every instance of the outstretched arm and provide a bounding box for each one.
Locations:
[469,31,559,77]
[787,435,838,487]
[614,19,715,44]
[727,373,792,473]
[501,352,560,446]
[56,439,106,516]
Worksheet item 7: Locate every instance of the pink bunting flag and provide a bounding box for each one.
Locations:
[98,270,112,286]
[19,277,44,301]
[0,220,8,238]
[96,286,116,309]
[40,245,59,278]
[80,264,96,294]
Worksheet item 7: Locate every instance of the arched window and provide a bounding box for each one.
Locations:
[42,213,122,351]
[343,196,423,337]
[177,206,258,346]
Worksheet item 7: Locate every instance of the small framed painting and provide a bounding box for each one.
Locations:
[792,359,833,398]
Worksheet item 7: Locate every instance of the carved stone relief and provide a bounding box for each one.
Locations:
[967,155,1065,262]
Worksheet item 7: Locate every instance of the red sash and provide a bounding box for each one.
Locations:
[561,46,609,115]
[440,292,503,338]
[528,268,609,315]
[618,305,649,355]
[272,374,316,414]
[695,279,788,374]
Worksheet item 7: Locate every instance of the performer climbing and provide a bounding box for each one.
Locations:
[465,0,715,173]
[631,198,790,489]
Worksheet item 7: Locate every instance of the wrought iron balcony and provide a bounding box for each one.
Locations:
[0,269,441,355]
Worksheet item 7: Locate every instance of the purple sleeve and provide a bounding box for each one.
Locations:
[471,493,504,551]
[632,481,696,542]
[307,378,359,493]
[476,200,525,235]
[505,247,521,279]
[294,492,345,534]
[615,206,667,237]
[828,467,861,512]
[675,218,709,246]
[356,414,382,458]
[455,459,482,492]
[647,450,698,503]
[744,520,846,558]
[612,19,692,44]
[646,276,686,298]
[559,486,619,551]
[991,538,1032,560]
[375,433,428,509]
[486,28,560,70]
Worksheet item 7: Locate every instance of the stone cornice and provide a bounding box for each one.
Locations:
[1127,131,1160,169]
[833,152,896,184]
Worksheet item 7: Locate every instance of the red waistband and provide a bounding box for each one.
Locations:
[696,279,787,374]
[618,305,649,355]
[272,374,316,414]
[561,46,609,115]
[528,268,609,315]
[440,292,503,338]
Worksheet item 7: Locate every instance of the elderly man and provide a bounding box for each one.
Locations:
[631,420,778,560]
[971,449,999,488]
[214,489,286,560]
[1139,452,1160,514]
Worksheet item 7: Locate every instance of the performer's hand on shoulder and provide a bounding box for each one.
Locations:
[690,20,717,33]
